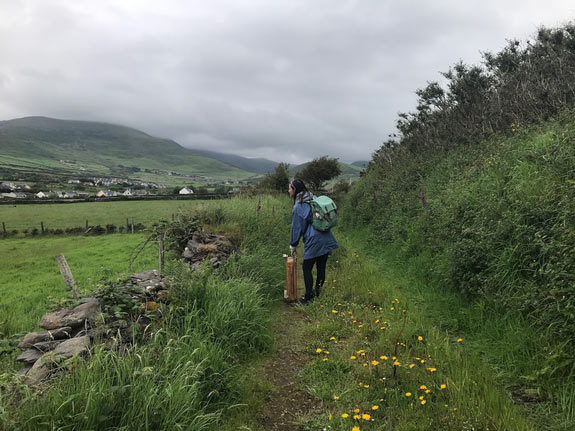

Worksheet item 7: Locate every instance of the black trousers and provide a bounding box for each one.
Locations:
[302,253,329,300]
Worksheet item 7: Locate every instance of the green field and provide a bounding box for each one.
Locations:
[0,199,234,232]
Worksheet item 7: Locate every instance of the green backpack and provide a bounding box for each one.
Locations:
[309,196,338,232]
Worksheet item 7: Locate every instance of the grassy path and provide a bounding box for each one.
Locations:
[234,234,539,430]
[258,304,323,430]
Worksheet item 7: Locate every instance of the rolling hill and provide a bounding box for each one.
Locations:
[0,117,258,184]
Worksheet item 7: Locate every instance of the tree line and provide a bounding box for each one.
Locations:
[371,23,575,170]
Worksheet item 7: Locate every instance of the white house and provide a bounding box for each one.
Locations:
[36,192,48,198]
[179,187,194,195]
[123,189,133,196]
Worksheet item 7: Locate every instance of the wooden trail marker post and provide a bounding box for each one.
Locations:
[55,254,79,299]
[283,254,298,302]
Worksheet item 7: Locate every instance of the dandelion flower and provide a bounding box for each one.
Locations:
[440,384,447,389]
[323,358,329,362]
[420,385,427,390]
[362,413,371,420]
[341,413,349,418]
[316,348,322,353]
[405,392,412,397]
[427,367,437,372]
[352,426,360,431]
[371,360,379,366]
[425,389,431,394]
[418,336,423,341]
[371,405,379,410]
[329,413,332,420]
[380,355,388,360]
[419,396,424,400]
[353,414,361,420]
[393,360,401,366]
[421,400,427,405]
[390,307,395,311]
[380,326,386,330]
[332,310,338,314]
[350,355,357,360]
[375,319,380,323]
[325,351,330,355]
[354,408,360,413]
[329,336,336,341]
[409,364,415,369]
[364,384,369,388]
[334,395,340,400]
[358,324,364,328]
[420,359,425,364]
[457,338,463,342]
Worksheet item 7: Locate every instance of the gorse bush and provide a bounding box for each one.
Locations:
[345,117,575,384]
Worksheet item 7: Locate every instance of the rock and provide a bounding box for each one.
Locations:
[209,257,219,264]
[156,290,170,301]
[52,336,90,359]
[16,349,44,364]
[25,356,52,385]
[32,340,65,352]
[78,297,100,305]
[39,302,100,330]
[17,365,33,376]
[18,327,72,349]
[131,270,161,282]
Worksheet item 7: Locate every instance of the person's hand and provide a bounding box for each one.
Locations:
[289,245,297,257]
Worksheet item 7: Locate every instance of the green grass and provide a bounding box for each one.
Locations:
[0,234,157,347]
[296,234,538,430]
[0,200,210,232]
[0,196,291,430]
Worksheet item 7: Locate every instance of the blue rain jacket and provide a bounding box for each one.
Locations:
[290,199,339,260]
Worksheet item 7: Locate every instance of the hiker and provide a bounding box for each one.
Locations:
[289,179,338,304]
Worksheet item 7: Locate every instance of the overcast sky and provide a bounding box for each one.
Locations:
[0,1,574,164]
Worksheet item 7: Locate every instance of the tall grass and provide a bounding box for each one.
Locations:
[1,195,293,430]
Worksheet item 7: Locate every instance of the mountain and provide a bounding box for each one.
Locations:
[0,117,257,183]
[351,160,369,168]
[190,149,278,174]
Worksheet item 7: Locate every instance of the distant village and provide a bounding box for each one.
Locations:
[0,176,247,200]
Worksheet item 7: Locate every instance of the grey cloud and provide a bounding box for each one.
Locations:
[0,0,573,163]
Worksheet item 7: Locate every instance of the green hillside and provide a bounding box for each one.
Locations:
[0,117,257,183]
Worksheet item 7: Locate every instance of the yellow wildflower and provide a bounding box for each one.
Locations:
[329,336,336,341]
[440,384,447,389]
[405,392,412,397]
[409,364,415,369]
[341,413,349,418]
[421,400,427,405]
[353,414,361,420]
[457,338,463,342]
[390,307,395,311]
[371,405,379,410]
[361,413,371,420]
[393,360,401,366]
[332,310,338,314]
[425,389,431,394]
[352,426,360,431]
[418,336,423,341]
[358,324,363,328]
[427,367,437,372]
[328,413,332,420]
[420,385,427,390]
[371,360,379,366]
[364,384,369,388]
[375,319,380,323]
[380,355,388,360]
[419,396,424,400]
[350,355,357,360]
[322,358,329,362]
[316,348,322,353]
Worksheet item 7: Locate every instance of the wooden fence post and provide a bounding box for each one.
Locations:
[85,220,89,230]
[41,221,45,234]
[2,222,6,236]
[126,218,130,231]
[131,217,135,234]
[159,231,165,274]
[55,254,79,298]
